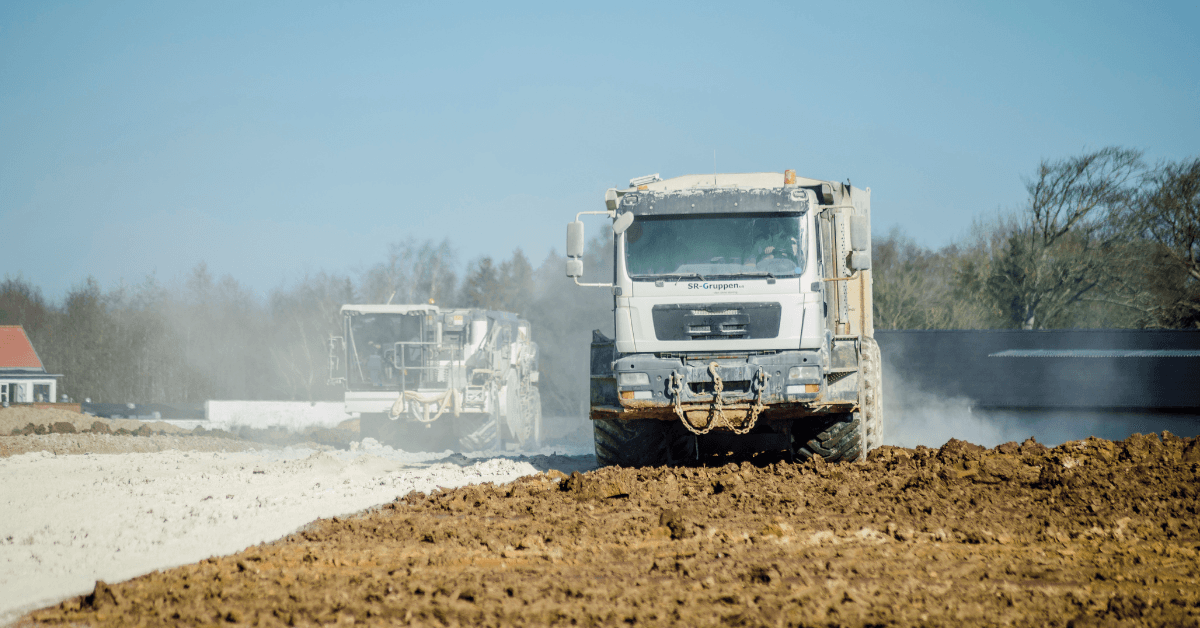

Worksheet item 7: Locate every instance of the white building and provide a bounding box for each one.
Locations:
[0,325,62,405]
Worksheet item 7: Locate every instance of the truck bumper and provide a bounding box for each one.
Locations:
[591,350,856,422]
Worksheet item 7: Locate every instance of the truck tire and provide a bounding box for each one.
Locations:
[593,418,693,467]
[792,413,862,463]
[860,336,884,458]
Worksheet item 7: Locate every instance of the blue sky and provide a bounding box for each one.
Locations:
[2,0,1197,300]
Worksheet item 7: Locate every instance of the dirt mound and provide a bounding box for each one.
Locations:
[1,407,365,457]
[0,406,188,436]
[24,433,1200,626]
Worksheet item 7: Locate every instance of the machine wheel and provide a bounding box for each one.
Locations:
[791,413,862,463]
[860,336,884,459]
[454,411,500,452]
[501,371,542,449]
[593,418,694,468]
[527,388,543,448]
[511,386,542,449]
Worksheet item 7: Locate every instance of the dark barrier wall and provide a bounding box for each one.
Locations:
[875,330,1200,409]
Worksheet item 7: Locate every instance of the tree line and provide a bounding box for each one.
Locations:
[0,234,615,416]
[1,147,1195,414]
[873,148,1198,331]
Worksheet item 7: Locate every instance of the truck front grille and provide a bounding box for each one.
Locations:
[652,302,782,341]
[689,380,751,395]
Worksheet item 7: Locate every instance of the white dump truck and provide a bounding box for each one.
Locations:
[566,170,882,466]
[328,304,541,451]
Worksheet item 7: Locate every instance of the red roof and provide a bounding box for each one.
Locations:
[0,326,43,370]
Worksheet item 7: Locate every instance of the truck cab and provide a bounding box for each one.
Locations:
[567,171,881,465]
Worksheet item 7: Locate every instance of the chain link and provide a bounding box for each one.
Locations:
[672,364,770,436]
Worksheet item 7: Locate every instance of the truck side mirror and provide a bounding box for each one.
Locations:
[567,220,586,277]
[849,215,869,251]
[849,250,871,271]
[613,212,634,235]
[567,221,585,258]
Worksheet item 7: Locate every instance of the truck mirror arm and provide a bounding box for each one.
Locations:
[567,209,619,288]
[572,277,614,288]
[822,271,861,282]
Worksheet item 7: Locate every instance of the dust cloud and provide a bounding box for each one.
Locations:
[882,363,1199,448]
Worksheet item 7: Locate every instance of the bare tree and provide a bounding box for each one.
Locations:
[0,277,51,336]
[1124,157,1200,328]
[459,256,501,309]
[986,147,1144,329]
[361,238,458,306]
[268,272,355,400]
[460,249,535,313]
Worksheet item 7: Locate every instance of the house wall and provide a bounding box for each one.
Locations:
[0,379,58,404]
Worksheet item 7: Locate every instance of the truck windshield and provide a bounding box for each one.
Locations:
[624,213,806,279]
[346,313,425,390]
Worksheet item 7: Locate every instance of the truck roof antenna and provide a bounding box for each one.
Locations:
[386,291,396,305]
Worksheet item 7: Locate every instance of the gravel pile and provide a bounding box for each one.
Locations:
[0,439,580,625]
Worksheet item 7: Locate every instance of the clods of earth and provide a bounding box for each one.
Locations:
[0,406,360,457]
[17,431,1200,627]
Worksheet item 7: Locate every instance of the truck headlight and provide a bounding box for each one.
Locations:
[618,372,650,387]
[788,366,819,380]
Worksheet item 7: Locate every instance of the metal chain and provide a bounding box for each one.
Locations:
[669,371,688,421]
[672,364,770,436]
[706,362,726,431]
[672,371,717,435]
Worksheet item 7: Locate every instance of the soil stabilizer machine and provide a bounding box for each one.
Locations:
[566,170,882,466]
[328,305,541,451]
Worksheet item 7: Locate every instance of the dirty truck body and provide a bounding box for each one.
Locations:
[329,305,541,451]
[566,171,882,466]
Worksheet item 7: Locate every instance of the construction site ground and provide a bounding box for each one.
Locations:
[6,403,1197,627]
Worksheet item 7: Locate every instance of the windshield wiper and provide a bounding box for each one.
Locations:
[740,271,777,279]
[637,273,706,282]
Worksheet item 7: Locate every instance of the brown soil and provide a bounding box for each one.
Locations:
[0,406,190,436]
[21,433,1200,627]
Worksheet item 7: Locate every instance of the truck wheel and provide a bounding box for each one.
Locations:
[860,336,884,458]
[792,413,862,463]
[593,418,694,467]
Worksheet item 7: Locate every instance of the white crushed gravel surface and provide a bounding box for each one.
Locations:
[0,441,551,624]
